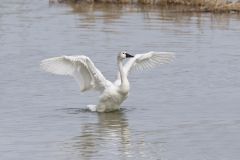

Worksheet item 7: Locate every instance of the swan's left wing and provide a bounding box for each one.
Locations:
[124,51,175,76]
[40,55,111,92]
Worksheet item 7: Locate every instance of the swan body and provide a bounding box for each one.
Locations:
[40,51,174,112]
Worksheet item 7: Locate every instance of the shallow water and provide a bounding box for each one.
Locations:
[1,0,240,160]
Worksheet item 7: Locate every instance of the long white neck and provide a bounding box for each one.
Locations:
[118,58,129,93]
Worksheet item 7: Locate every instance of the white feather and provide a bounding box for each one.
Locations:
[122,51,175,77]
[40,55,110,92]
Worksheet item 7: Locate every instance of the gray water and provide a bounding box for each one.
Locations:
[1,0,240,160]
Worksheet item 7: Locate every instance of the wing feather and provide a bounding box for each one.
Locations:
[124,51,175,75]
[40,55,110,92]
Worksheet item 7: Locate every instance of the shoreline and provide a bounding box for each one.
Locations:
[49,0,240,13]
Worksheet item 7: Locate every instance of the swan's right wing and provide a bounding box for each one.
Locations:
[114,51,175,85]
[123,51,175,76]
[40,55,111,92]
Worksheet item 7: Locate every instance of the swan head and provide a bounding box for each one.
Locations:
[118,51,134,60]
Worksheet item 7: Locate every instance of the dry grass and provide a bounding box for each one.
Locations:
[167,0,240,12]
[52,0,240,12]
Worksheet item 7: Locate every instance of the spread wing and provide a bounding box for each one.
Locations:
[123,51,175,76]
[40,55,111,92]
[114,51,175,85]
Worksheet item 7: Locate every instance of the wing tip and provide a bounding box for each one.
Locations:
[39,56,71,75]
[40,59,49,72]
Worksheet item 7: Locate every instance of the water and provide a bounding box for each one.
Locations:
[1,0,240,159]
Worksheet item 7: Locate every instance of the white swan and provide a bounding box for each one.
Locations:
[40,51,174,112]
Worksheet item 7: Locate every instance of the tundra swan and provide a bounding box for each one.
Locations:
[40,51,174,112]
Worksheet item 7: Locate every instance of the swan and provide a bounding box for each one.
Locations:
[40,51,174,112]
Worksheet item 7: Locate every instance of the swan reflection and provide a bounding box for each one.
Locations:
[72,110,133,159]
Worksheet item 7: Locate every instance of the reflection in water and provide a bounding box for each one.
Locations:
[71,111,134,159]
[67,3,240,31]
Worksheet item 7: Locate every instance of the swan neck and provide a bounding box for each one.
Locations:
[118,59,129,92]
[118,59,123,82]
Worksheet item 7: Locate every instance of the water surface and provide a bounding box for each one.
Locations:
[1,0,240,160]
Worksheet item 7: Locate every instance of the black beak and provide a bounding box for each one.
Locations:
[126,53,134,58]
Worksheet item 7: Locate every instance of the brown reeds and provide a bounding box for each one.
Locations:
[51,0,240,12]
